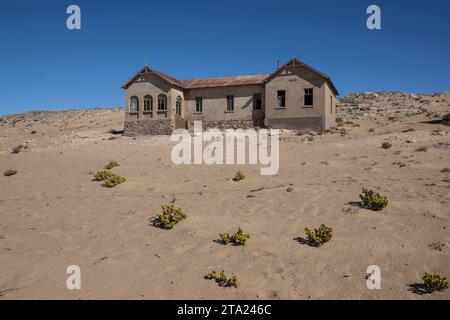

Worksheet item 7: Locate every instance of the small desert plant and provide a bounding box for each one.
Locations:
[103,173,126,188]
[93,170,113,181]
[336,117,343,123]
[422,272,448,293]
[154,204,187,229]
[93,170,125,187]
[359,187,388,210]
[104,160,119,170]
[381,142,392,149]
[204,270,238,288]
[11,144,27,154]
[304,224,333,247]
[3,169,17,176]
[232,170,245,181]
[219,227,251,246]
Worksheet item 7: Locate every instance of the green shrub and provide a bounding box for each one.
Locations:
[219,232,231,245]
[336,117,343,123]
[232,170,245,181]
[423,273,448,293]
[103,173,126,188]
[93,170,113,181]
[219,227,251,246]
[204,270,238,288]
[304,224,333,247]
[3,169,17,176]
[93,170,125,187]
[204,270,217,280]
[154,204,187,229]
[359,187,388,210]
[104,160,119,170]
[381,142,392,149]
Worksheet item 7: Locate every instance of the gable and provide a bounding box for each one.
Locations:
[265,58,339,95]
[121,66,183,90]
[267,65,327,89]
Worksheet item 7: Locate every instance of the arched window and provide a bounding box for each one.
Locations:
[144,95,153,111]
[176,96,182,116]
[158,94,167,111]
[129,96,139,112]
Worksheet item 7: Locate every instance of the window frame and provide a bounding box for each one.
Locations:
[129,96,139,113]
[195,97,203,113]
[176,96,182,116]
[277,90,286,108]
[226,95,234,112]
[304,88,314,107]
[143,95,153,112]
[157,94,167,111]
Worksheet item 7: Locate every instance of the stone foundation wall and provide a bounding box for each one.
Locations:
[124,119,175,136]
[266,117,322,132]
[195,119,265,130]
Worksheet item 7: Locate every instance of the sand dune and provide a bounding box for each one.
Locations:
[0,93,449,299]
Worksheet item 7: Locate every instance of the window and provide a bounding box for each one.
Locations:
[144,95,153,111]
[304,88,313,106]
[277,90,285,108]
[176,96,182,116]
[158,94,167,111]
[195,97,203,113]
[253,93,262,110]
[129,96,139,112]
[226,95,234,112]
[330,95,333,113]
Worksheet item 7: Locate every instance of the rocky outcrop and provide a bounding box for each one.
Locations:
[443,113,450,126]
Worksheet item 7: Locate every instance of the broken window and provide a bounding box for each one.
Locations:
[144,95,152,111]
[227,95,234,112]
[129,96,139,112]
[176,96,182,116]
[277,90,286,108]
[304,88,313,106]
[195,97,203,113]
[158,94,167,111]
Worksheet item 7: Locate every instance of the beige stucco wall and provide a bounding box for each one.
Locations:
[183,85,265,122]
[124,74,176,121]
[264,65,333,131]
[124,66,336,133]
[323,83,336,130]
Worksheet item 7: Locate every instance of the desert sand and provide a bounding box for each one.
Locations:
[0,92,449,299]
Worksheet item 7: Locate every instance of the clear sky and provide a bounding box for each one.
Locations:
[1,0,449,115]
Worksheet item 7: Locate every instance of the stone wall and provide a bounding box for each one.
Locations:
[124,119,175,136]
[266,117,322,132]
[192,119,265,130]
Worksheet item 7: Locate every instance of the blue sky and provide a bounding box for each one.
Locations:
[0,0,449,115]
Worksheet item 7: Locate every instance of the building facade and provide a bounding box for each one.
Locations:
[122,58,338,135]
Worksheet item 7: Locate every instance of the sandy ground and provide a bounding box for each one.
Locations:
[0,93,449,300]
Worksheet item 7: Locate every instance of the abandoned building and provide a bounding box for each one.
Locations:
[122,58,339,135]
